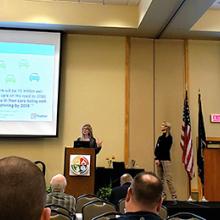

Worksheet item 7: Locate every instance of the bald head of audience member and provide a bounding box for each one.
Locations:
[0,156,50,220]
[120,173,133,186]
[50,174,67,192]
[125,172,163,214]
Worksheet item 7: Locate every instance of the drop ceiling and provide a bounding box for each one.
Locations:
[211,0,220,9]
[0,0,220,39]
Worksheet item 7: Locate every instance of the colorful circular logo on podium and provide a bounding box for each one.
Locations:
[70,155,90,175]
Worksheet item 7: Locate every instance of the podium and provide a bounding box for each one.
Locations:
[204,148,220,201]
[64,147,96,197]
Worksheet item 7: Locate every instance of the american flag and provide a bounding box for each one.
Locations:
[180,91,194,179]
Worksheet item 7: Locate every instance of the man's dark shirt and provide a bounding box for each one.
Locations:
[109,182,131,206]
[111,211,162,220]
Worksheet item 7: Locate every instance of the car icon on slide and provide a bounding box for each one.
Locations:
[5,74,16,83]
[29,73,40,82]
[0,60,6,69]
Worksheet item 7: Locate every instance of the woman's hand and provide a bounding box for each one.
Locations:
[155,159,160,166]
[96,139,102,148]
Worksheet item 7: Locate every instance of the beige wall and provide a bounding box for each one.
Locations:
[189,40,220,138]
[154,40,187,199]
[62,35,125,167]
[0,35,219,199]
[189,40,220,190]
[129,38,154,170]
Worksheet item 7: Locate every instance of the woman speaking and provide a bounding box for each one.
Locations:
[76,123,102,154]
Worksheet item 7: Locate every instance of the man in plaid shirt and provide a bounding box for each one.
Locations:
[46,174,76,218]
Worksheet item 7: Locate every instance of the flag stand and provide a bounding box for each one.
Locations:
[201,184,208,202]
[187,195,193,201]
[201,196,208,202]
[187,177,194,201]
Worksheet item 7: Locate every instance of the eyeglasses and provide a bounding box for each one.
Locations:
[82,127,90,131]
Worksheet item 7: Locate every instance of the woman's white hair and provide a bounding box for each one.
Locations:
[163,121,171,128]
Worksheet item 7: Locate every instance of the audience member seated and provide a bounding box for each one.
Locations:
[0,156,51,220]
[46,174,76,218]
[111,171,163,220]
[109,173,133,206]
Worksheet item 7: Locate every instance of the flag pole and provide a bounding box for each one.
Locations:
[181,91,194,201]
[184,40,193,200]
[201,184,207,201]
[184,40,189,92]
[187,176,193,201]
[198,91,208,202]
[201,179,207,201]
[201,163,208,202]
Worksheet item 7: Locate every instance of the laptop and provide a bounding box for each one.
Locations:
[74,140,90,148]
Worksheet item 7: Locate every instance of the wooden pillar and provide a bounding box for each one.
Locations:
[124,37,130,166]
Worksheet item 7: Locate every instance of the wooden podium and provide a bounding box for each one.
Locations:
[64,147,96,197]
[204,147,220,201]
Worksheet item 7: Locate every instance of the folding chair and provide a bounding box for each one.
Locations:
[159,205,167,220]
[82,200,116,220]
[91,211,122,220]
[76,194,101,213]
[118,198,125,213]
[34,160,46,176]
[46,204,76,220]
[167,211,206,220]
[50,213,72,220]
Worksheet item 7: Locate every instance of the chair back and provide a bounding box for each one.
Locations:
[91,211,122,220]
[46,204,76,220]
[118,198,125,213]
[159,205,167,220]
[82,200,116,220]
[34,160,46,176]
[50,214,72,220]
[76,194,100,213]
[167,211,206,220]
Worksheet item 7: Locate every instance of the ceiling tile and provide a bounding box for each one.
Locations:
[210,0,220,9]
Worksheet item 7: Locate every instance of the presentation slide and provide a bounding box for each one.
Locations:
[0,30,61,137]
